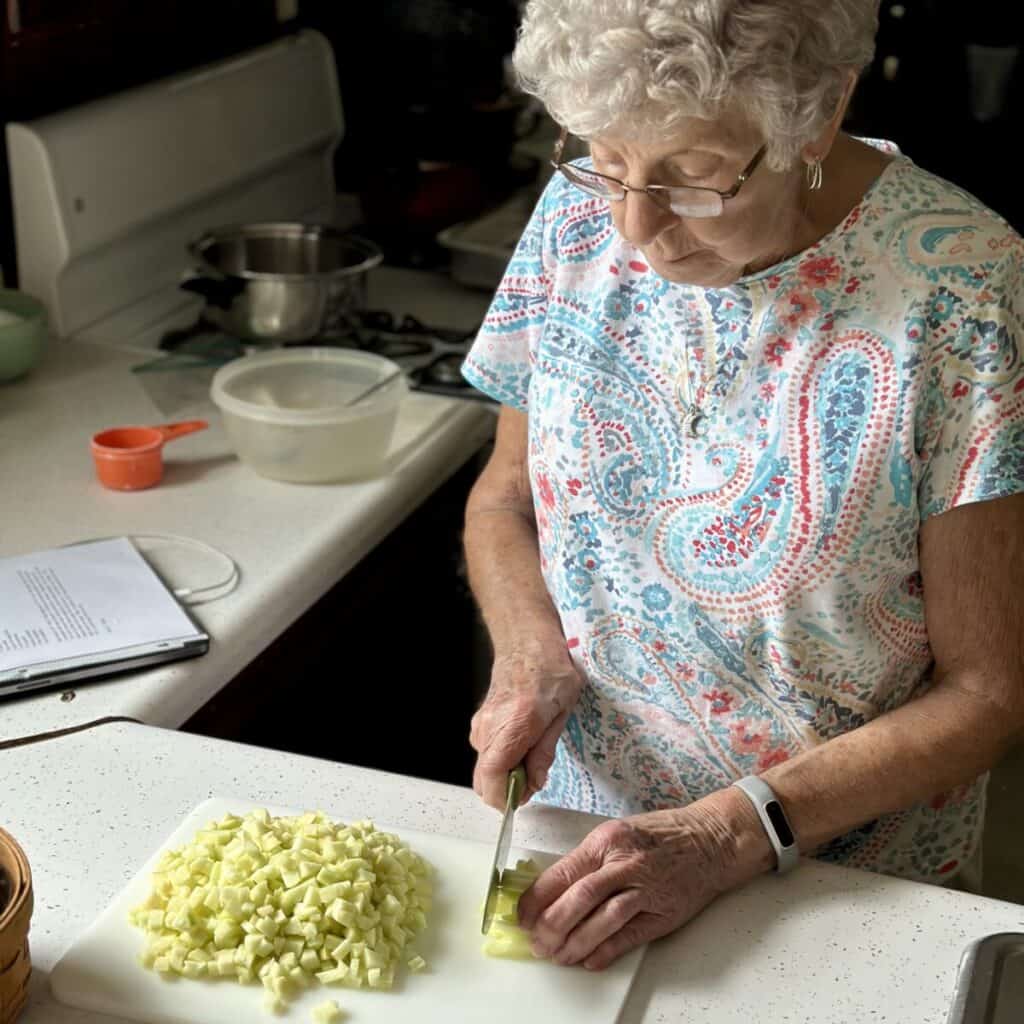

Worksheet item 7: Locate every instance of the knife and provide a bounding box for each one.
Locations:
[481,765,528,935]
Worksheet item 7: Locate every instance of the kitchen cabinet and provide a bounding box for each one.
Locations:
[182,453,493,788]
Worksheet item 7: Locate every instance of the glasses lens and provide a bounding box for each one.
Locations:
[665,188,724,219]
[663,189,729,219]
[559,164,625,201]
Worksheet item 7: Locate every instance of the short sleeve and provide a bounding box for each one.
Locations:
[461,180,553,410]
[917,245,1024,518]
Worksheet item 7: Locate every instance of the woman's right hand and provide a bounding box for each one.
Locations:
[470,642,585,810]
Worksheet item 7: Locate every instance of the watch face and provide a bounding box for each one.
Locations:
[765,800,795,847]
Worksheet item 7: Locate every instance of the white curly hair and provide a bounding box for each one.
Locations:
[513,0,880,171]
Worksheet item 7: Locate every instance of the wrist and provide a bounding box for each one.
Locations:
[490,627,580,677]
[694,786,777,892]
[487,632,585,714]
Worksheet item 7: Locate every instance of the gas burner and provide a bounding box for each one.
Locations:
[316,309,490,401]
[414,352,467,388]
[157,309,493,402]
[355,311,474,346]
[159,317,227,352]
[356,335,435,361]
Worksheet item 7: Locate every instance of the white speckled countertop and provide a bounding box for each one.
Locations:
[4,722,1023,1023]
[0,268,495,743]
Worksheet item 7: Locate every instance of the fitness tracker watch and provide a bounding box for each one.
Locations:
[732,775,800,874]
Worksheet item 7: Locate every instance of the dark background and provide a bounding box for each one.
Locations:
[2,0,1023,284]
[0,0,285,285]
[844,0,1024,231]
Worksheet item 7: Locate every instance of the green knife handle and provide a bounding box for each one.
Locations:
[507,765,527,809]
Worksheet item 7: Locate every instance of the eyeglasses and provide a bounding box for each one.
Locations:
[551,128,768,219]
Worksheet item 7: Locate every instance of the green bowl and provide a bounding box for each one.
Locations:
[0,289,47,382]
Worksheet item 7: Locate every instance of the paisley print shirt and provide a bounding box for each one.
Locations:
[463,153,1024,883]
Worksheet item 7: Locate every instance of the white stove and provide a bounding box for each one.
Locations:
[7,30,343,353]
[6,30,494,415]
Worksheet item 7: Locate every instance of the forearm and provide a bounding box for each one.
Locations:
[464,484,566,654]
[715,498,1024,883]
[702,674,1022,888]
[759,675,1023,854]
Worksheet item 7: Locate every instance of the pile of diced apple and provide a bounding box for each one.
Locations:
[129,809,432,1016]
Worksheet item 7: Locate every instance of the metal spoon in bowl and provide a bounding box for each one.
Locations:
[345,368,404,407]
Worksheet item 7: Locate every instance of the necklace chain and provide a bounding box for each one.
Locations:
[680,331,713,438]
[675,167,819,440]
[677,178,814,439]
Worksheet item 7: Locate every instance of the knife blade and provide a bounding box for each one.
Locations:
[481,765,527,935]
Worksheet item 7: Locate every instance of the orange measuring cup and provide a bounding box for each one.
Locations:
[90,420,209,491]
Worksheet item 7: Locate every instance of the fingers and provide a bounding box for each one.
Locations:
[516,841,603,931]
[469,655,579,810]
[528,866,634,958]
[523,709,568,796]
[551,889,646,965]
[474,747,518,809]
[468,708,484,753]
[471,756,485,802]
[470,709,506,804]
[472,705,550,810]
[581,912,666,971]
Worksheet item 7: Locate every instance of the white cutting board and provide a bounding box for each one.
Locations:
[51,797,645,1024]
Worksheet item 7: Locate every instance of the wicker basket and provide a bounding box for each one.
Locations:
[0,829,32,1024]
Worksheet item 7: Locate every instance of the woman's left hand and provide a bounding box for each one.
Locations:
[517,798,764,970]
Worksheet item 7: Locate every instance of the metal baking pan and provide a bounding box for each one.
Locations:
[437,190,537,291]
[946,933,1024,1023]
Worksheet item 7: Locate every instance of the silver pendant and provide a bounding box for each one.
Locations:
[687,410,708,438]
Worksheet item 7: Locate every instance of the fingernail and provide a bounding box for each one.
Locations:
[530,941,548,958]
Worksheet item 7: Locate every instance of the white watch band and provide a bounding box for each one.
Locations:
[732,775,800,874]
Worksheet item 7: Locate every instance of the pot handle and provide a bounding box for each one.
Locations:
[179,271,246,310]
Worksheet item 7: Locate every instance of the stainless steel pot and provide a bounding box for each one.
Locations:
[181,223,383,342]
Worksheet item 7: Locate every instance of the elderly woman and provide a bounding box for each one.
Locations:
[461,0,1024,971]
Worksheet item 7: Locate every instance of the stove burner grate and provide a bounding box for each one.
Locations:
[158,310,492,402]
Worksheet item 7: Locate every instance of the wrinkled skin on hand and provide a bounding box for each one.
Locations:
[517,804,740,970]
[470,647,584,809]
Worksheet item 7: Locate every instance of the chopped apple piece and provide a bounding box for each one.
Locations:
[311,998,345,1023]
[482,859,541,959]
